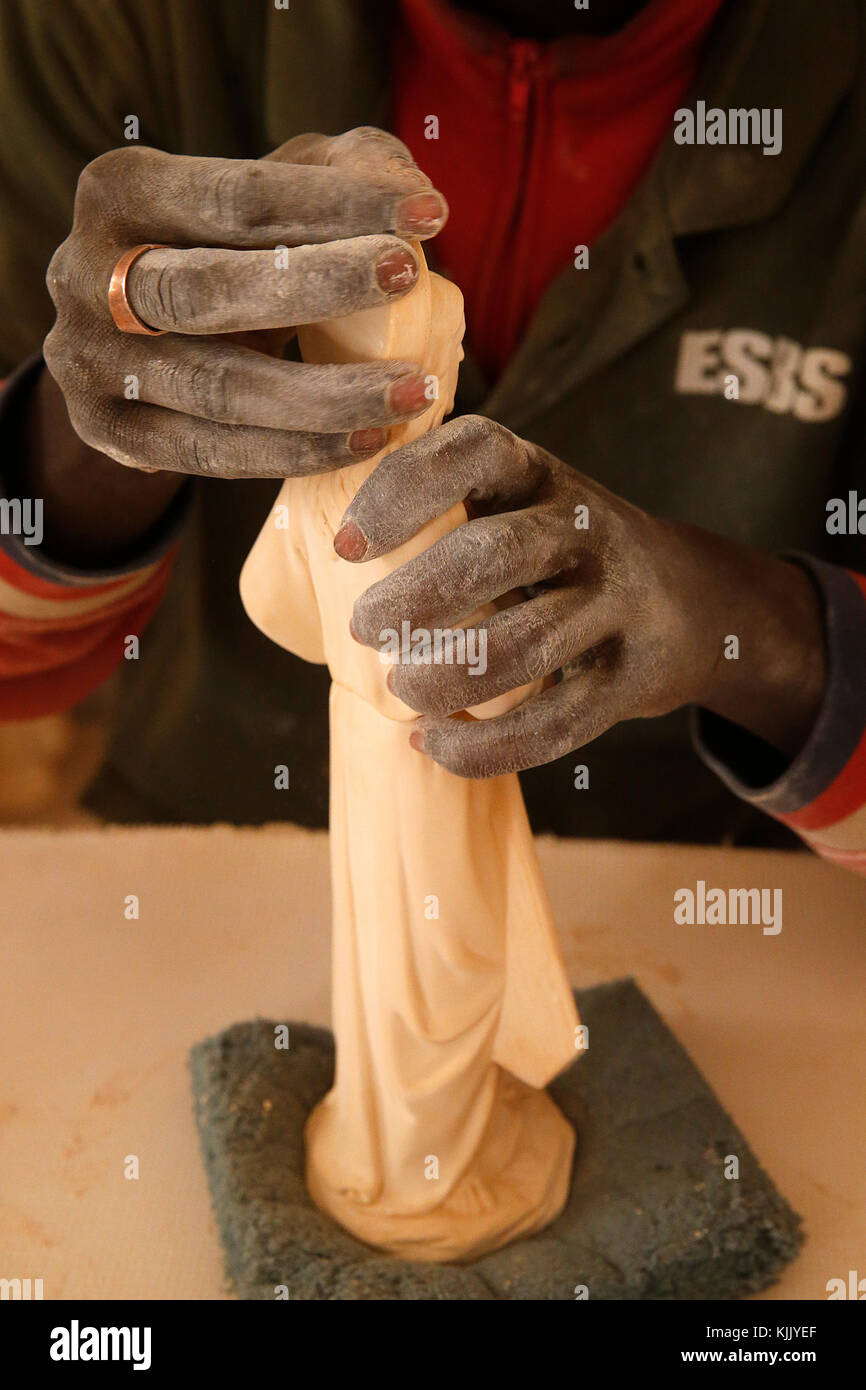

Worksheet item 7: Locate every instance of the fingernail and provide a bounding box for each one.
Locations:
[388,374,429,415]
[396,191,447,236]
[409,728,426,753]
[386,666,396,693]
[347,427,387,455]
[334,521,368,561]
[375,247,418,294]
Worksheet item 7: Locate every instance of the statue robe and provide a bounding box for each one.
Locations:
[240,252,579,1261]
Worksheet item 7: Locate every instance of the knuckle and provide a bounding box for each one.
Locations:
[184,358,234,420]
[520,509,567,574]
[73,145,163,240]
[447,414,523,471]
[529,627,566,680]
[45,241,72,304]
[331,126,390,158]
[517,439,549,490]
[83,146,137,182]
[76,149,118,197]
[45,242,95,318]
[75,146,141,212]
[436,536,474,597]
[336,127,425,185]
[463,413,509,443]
[205,162,269,234]
[182,429,223,476]
[294,431,346,473]
[67,393,114,452]
[347,125,390,144]
[510,606,563,682]
[452,413,494,443]
[552,682,588,744]
[41,325,65,378]
[485,515,524,585]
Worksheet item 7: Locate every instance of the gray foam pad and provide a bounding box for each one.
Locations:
[190,978,802,1299]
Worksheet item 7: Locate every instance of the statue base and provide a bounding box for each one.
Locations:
[305,1070,575,1263]
[190,979,802,1300]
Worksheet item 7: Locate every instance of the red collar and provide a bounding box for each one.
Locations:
[400,0,726,84]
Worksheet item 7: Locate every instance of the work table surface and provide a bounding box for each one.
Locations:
[2,826,864,1301]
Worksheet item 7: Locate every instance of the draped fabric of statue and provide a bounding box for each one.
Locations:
[240,251,580,1262]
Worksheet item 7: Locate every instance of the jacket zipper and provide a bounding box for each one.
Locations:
[508,38,543,120]
[472,40,544,370]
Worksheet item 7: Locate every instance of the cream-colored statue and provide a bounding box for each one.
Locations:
[240,246,580,1263]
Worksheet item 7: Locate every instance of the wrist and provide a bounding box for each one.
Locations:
[14,363,184,566]
[696,538,826,758]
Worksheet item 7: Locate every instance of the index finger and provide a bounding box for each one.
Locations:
[336,416,545,562]
[270,127,433,192]
[81,144,447,248]
[267,128,445,240]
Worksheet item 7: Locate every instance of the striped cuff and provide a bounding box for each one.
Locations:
[0,355,188,719]
[692,555,866,871]
[0,353,191,587]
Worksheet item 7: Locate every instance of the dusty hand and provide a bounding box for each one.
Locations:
[337,416,826,777]
[43,128,447,478]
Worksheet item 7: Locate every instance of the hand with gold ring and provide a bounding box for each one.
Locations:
[42,132,448,479]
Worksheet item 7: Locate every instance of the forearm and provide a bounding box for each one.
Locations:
[693,558,866,873]
[0,358,187,721]
[11,363,184,567]
[682,524,827,759]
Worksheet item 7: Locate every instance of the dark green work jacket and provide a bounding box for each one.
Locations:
[0,0,864,841]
